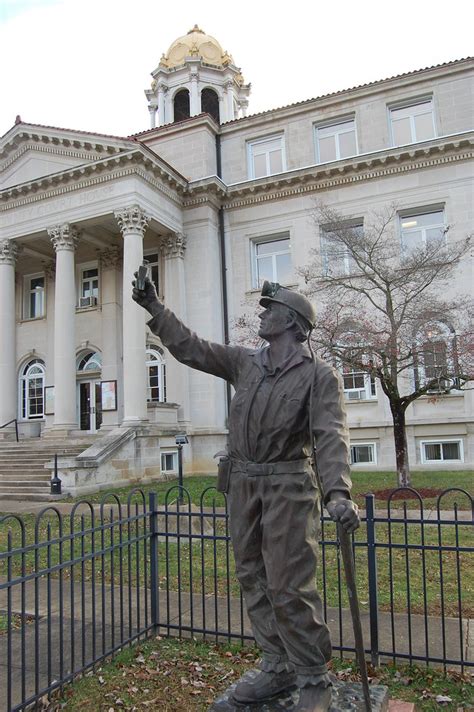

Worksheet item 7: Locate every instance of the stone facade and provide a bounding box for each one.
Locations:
[0,32,472,482]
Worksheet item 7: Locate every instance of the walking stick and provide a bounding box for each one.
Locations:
[337,523,372,711]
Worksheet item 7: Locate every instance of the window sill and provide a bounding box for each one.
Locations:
[76,305,101,313]
[344,398,378,404]
[246,283,298,296]
[147,401,179,409]
[18,316,46,324]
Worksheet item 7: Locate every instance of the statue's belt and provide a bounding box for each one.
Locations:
[231,458,311,476]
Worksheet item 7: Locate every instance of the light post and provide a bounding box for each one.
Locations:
[175,433,189,504]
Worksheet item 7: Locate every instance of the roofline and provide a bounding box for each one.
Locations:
[0,121,137,145]
[130,112,220,139]
[220,57,474,129]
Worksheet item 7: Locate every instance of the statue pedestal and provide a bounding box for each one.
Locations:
[208,669,389,711]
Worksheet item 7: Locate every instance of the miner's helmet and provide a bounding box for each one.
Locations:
[259,281,316,330]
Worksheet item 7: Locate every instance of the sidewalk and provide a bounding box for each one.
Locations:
[0,575,472,712]
[1,498,472,520]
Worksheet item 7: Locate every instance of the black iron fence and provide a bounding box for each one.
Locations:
[0,486,472,711]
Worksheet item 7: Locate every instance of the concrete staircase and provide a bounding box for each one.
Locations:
[0,435,99,502]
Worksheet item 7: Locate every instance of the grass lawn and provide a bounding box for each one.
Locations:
[64,469,473,510]
[48,636,473,711]
[0,508,471,617]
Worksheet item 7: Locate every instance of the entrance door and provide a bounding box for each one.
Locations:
[79,381,103,432]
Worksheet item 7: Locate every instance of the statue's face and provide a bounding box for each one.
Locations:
[258,302,292,340]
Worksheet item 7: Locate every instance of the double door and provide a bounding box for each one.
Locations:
[79,380,102,432]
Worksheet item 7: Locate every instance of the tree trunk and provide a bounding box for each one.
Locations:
[389,401,411,487]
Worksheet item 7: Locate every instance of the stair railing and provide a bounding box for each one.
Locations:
[0,418,19,442]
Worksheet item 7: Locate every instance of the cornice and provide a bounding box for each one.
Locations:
[0,142,109,174]
[0,128,131,162]
[222,136,474,208]
[0,150,187,210]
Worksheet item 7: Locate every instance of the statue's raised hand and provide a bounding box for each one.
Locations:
[132,272,162,317]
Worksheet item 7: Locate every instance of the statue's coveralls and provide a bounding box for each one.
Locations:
[148,307,352,685]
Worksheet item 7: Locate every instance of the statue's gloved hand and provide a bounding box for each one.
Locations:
[132,273,163,317]
[326,492,360,533]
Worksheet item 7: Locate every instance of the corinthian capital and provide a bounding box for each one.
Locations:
[48,224,79,252]
[114,205,150,235]
[0,239,20,265]
[161,232,186,259]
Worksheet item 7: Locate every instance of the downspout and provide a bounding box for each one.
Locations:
[216,133,232,418]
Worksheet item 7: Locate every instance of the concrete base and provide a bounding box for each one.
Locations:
[209,670,389,711]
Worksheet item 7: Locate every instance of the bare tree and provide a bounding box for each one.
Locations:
[298,203,473,486]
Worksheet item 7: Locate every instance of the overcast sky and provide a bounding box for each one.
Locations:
[0,0,472,139]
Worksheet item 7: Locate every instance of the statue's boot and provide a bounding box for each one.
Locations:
[291,683,332,711]
[233,670,297,703]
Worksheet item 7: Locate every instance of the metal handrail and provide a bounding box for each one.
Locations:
[0,418,19,442]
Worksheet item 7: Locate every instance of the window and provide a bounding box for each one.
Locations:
[390,99,436,146]
[78,264,99,307]
[252,236,292,288]
[315,119,357,163]
[161,451,178,473]
[320,223,363,276]
[421,440,463,464]
[20,359,45,419]
[23,274,45,319]
[248,135,285,179]
[350,443,376,464]
[342,367,377,401]
[201,88,220,123]
[77,351,102,373]
[415,321,456,392]
[144,252,160,295]
[174,89,190,122]
[146,347,166,402]
[400,209,445,253]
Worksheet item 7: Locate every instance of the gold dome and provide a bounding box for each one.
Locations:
[160,25,234,69]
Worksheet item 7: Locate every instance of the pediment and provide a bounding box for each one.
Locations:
[0,123,135,191]
[0,148,95,190]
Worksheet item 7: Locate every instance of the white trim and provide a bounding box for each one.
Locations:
[388,97,436,146]
[247,133,286,180]
[250,232,292,289]
[314,117,358,163]
[420,439,464,464]
[350,442,377,465]
[161,449,179,474]
[22,272,45,320]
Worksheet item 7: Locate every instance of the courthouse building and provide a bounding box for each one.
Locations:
[0,27,472,496]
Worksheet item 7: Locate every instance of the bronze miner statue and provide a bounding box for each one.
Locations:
[133,275,360,712]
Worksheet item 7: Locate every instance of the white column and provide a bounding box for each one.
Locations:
[162,233,191,424]
[148,104,157,129]
[99,247,122,428]
[49,224,79,429]
[225,81,234,120]
[158,84,166,125]
[115,205,150,426]
[0,239,19,429]
[190,73,200,116]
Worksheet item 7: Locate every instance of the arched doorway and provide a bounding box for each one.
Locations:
[201,88,220,123]
[173,89,190,122]
[76,350,102,432]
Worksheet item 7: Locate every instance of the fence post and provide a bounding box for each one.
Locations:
[149,492,159,632]
[366,493,379,667]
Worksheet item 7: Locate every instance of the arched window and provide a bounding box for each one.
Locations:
[415,321,457,392]
[146,347,166,402]
[20,359,45,419]
[201,88,220,123]
[77,351,102,373]
[173,89,190,122]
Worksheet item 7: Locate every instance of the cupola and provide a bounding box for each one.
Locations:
[145,26,251,127]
